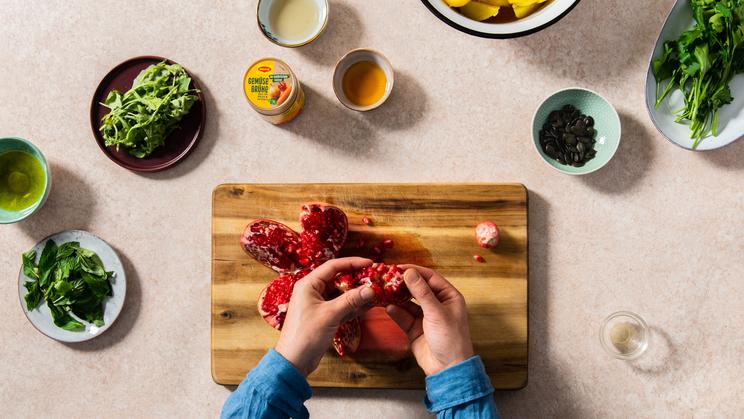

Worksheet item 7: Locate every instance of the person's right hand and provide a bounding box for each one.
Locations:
[385,266,474,376]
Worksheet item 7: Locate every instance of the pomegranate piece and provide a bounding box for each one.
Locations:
[241,220,302,272]
[334,263,411,306]
[257,270,309,329]
[475,221,500,249]
[332,317,361,357]
[473,254,485,263]
[298,203,348,268]
[361,215,371,225]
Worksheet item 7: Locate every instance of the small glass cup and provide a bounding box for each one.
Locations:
[599,311,649,360]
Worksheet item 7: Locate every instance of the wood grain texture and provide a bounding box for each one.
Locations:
[211,183,528,389]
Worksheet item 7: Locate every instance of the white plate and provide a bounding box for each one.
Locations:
[645,0,744,151]
[18,230,126,343]
[421,0,580,38]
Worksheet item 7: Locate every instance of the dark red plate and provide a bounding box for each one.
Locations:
[90,56,206,172]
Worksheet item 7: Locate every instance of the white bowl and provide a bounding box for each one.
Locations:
[420,0,580,38]
[257,0,329,47]
[333,49,395,112]
[18,230,127,343]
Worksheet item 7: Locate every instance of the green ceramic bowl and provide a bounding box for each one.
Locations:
[532,88,621,175]
[0,137,52,224]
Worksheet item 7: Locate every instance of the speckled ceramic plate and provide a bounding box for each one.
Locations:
[90,56,206,172]
[645,0,744,151]
[421,0,580,39]
[18,230,126,343]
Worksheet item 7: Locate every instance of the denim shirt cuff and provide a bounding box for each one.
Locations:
[251,349,312,403]
[424,356,495,412]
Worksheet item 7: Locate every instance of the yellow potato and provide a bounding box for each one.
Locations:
[444,0,471,7]
[474,0,510,6]
[513,3,541,17]
[460,1,499,21]
[508,0,547,6]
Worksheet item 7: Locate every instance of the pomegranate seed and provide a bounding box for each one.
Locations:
[382,239,394,249]
[473,254,485,263]
[362,216,371,225]
[390,264,397,272]
[376,263,386,272]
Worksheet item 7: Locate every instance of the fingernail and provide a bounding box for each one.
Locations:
[404,269,420,282]
[360,286,375,302]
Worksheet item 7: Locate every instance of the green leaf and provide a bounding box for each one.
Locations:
[55,256,79,282]
[47,301,84,332]
[655,0,744,148]
[99,62,199,158]
[79,251,106,277]
[22,250,39,280]
[23,281,42,310]
[20,240,113,333]
[55,241,80,260]
[38,240,58,274]
[81,271,112,300]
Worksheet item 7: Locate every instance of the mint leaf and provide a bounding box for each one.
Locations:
[22,250,39,280]
[21,240,113,332]
[23,281,42,310]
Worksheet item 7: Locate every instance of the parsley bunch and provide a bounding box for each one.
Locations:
[653,0,744,149]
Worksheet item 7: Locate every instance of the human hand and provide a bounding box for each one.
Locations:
[385,266,474,376]
[275,257,376,376]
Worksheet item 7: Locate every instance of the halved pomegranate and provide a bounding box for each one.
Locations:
[298,203,348,268]
[334,263,411,307]
[257,270,309,329]
[333,317,361,357]
[241,219,302,272]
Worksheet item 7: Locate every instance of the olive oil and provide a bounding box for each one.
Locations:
[0,151,45,211]
[342,61,387,107]
[609,322,643,354]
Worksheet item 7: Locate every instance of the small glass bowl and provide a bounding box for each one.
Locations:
[599,311,649,360]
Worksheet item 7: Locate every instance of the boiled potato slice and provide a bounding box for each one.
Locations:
[474,0,510,6]
[513,3,541,17]
[460,1,499,21]
[509,0,547,6]
[444,0,471,7]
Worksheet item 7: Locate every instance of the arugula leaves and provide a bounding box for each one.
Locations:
[99,62,199,158]
[22,240,114,331]
[653,0,744,149]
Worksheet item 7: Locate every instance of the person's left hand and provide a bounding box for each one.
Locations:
[275,257,376,376]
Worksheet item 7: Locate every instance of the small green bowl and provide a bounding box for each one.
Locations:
[532,88,621,175]
[0,137,52,224]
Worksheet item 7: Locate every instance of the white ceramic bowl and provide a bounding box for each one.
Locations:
[421,0,580,38]
[18,230,127,343]
[257,0,329,47]
[333,49,395,112]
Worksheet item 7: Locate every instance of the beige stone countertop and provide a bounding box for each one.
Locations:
[2,0,743,417]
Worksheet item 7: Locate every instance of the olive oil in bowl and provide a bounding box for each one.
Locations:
[0,150,46,212]
[333,49,394,111]
[342,61,388,108]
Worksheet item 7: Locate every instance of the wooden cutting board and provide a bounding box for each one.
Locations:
[211,183,528,389]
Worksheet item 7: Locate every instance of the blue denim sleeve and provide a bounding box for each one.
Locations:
[424,356,500,419]
[221,349,312,419]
